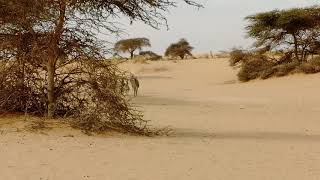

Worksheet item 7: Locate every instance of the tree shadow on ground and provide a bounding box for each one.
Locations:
[138,75,173,79]
[169,128,320,142]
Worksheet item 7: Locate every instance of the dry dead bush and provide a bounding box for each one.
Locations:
[0,59,157,136]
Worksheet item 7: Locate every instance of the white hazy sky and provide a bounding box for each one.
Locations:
[105,0,319,54]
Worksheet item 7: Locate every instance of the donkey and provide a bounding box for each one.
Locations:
[129,75,139,97]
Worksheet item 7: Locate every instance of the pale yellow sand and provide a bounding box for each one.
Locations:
[1,59,320,180]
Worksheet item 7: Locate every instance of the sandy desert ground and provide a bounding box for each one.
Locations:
[1,58,320,180]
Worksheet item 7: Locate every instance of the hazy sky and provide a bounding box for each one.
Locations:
[106,0,319,54]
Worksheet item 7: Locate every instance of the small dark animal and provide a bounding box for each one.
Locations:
[130,75,139,96]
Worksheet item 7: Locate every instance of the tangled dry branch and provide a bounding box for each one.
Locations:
[0,58,158,135]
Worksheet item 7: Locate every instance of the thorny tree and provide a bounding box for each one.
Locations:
[246,6,320,63]
[165,38,194,59]
[0,0,201,134]
[114,38,151,59]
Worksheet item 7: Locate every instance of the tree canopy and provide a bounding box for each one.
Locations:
[114,38,151,59]
[246,6,320,62]
[0,0,201,134]
[165,39,194,59]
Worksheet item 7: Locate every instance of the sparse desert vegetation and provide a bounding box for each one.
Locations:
[165,38,194,59]
[0,0,201,135]
[114,38,151,59]
[2,1,320,180]
[2,58,320,179]
[230,6,320,82]
[230,48,320,82]
[139,51,162,61]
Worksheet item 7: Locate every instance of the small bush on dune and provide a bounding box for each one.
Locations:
[229,49,250,67]
[231,49,302,81]
[234,54,320,82]
[273,62,299,77]
[139,51,162,61]
[237,57,274,82]
[297,58,320,74]
[260,67,277,80]
[230,49,277,82]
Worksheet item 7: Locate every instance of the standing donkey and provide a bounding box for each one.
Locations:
[129,74,139,97]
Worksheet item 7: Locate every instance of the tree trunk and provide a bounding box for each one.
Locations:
[130,50,134,59]
[17,45,24,87]
[292,33,300,62]
[46,0,66,118]
[47,58,55,118]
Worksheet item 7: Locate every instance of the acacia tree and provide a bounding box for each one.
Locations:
[246,7,320,62]
[114,38,151,59]
[1,0,201,119]
[165,38,194,59]
[1,0,202,134]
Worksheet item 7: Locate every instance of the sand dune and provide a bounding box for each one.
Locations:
[1,58,320,180]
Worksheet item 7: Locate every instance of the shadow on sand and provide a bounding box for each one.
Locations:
[132,95,198,106]
[169,128,320,142]
[138,75,173,79]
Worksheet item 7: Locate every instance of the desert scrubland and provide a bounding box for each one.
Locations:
[1,58,320,180]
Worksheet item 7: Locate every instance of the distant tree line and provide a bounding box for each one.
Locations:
[114,38,194,60]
